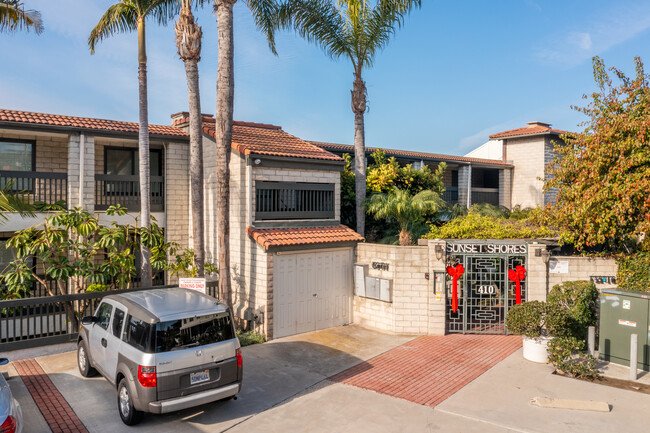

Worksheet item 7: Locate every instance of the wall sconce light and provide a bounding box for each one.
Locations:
[541,249,551,265]
[435,244,444,261]
[254,158,261,165]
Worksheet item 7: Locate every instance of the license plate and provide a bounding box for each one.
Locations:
[190,370,210,385]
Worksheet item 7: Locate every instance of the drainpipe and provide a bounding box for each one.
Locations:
[247,156,253,227]
[79,132,85,209]
[466,163,472,208]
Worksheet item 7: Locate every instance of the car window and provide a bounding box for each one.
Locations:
[126,315,153,352]
[112,308,125,338]
[155,312,235,353]
[95,303,113,331]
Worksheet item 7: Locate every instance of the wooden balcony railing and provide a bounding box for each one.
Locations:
[255,181,335,220]
[95,175,164,212]
[0,170,67,208]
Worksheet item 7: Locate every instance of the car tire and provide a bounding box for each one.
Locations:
[118,378,143,426]
[77,340,97,377]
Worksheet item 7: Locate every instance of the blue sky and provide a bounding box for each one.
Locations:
[3,0,650,155]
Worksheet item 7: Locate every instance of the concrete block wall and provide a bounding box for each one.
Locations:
[504,136,545,208]
[427,239,447,335]
[498,168,512,209]
[165,141,191,283]
[526,243,548,301]
[354,244,396,332]
[548,256,617,291]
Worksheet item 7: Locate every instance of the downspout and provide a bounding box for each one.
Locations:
[79,132,85,209]
[466,163,472,208]
[247,156,253,227]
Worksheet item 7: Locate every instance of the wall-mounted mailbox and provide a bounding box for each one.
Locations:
[364,276,392,302]
[354,264,368,297]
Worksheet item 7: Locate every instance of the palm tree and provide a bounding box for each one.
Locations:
[367,188,443,246]
[175,0,205,275]
[0,183,34,221]
[212,0,278,307]
[89,0,180,286]
[279,0,422,237]
[0,1,43,33]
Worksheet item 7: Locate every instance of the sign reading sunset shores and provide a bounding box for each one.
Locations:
[446,243,527,254]
[179,278,206,294]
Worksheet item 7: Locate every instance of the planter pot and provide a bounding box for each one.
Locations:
[522,336,552,363]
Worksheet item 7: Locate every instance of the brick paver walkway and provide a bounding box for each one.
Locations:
[14,358,88,433]
[331,334,522,408]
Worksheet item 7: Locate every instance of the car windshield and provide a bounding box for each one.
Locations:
[154,312,235,353]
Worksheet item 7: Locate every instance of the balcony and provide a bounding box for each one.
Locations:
[442,186,458,205]
[95,174,164,212]
[0,170,68,208]
[255,181,335,220]
[471,188,499,206]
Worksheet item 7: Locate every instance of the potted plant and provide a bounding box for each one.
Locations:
[505,301,570,363]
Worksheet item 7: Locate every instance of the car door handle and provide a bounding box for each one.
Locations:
[101,338,107,348]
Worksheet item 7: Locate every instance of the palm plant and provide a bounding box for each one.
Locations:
[0,182,34,222]
[212,0,279,307]
[89,0,180,286]
[279,0,422,237]
[367,188,443,246]
[0,1,43,33]
[175,0,205,275]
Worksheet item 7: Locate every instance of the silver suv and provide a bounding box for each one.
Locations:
[77,288,242,425]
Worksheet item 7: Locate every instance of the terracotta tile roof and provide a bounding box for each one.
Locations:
[247,225,364,250]
[310,141,511,167]
[191,115,342,161]
[489,122,567,139]
[0,109,188,137]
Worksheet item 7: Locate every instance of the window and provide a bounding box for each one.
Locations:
[112,308,126,338]
[255,181,335,220]
[125,315,154,352]
[105,148,162,177]
[154,312,235,353]
[95,303,113,330]
[0,140,34,172]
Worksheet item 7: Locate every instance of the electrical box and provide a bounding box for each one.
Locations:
[599,289,650,371]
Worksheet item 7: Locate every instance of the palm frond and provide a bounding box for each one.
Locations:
[279,0,351,60]
[142,0,182,26]
[0,182,35,222]
[0,1,43,34]
[246,0,281,55]
[89,3,138,54]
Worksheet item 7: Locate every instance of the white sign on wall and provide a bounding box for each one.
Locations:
[179,278,206,294]
[549,260,569,274]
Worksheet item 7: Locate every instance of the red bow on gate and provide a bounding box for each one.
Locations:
[508,265,527,305]
[446,264,465,313]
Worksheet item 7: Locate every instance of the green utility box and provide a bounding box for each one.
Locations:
[599,289,650,371]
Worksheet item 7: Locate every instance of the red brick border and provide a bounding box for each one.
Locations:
[14,358,88,433]
[331,334,522,408]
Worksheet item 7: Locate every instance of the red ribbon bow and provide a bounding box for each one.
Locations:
[446,264,465,313]
[508,265,527,305]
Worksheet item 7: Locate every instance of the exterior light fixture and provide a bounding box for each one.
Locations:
[435,244,444,260]
[541,250,551,264]
[254,158,261,165]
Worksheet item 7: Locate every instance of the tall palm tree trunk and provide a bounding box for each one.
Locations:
[352,68,367,237]
[176,0,205,276]
[137,17,152,285]
[215,0,236,308]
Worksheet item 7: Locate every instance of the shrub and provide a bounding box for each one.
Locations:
[237,329,266,347]
[616,252,650,293]
[548,337,599,379]
[505,301,570,338]
[548,281,599,339]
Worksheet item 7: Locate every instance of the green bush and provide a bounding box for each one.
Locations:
[548,337,599,379]
[616,252,650,293]
[505,301,570,338]
[237,329,266,347]
[547,281,599,339]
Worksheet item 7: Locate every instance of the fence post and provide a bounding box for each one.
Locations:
[587,326,595,357]
[630,333,638,381]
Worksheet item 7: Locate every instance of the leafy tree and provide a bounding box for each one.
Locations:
[0,0,43,33]
[212,0,279,309]
[367,188,443,246]
[175,0,205,275]
[545,56,650,252]
[89,0,181,285]
[279,0,422,237]
[366,149,445,195]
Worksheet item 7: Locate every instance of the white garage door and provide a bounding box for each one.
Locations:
[273,248,353,339]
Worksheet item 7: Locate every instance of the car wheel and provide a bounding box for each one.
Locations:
[77,340,97,377]
[118,378,143,426]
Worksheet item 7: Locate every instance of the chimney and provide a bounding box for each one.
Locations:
[527,121,551,128]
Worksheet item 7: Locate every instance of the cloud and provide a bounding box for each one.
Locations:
[458,122,513,151]
[533,2,650,67]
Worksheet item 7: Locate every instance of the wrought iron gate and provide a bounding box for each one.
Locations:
[446,242,527,334]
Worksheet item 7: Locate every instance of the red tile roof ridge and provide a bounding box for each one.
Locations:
[171,115,281,131]
[489,124,567,139]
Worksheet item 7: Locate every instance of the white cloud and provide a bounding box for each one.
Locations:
[458,122,513,151]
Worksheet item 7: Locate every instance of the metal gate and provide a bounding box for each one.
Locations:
[446,242,527,334]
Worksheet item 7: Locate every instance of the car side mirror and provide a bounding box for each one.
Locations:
[81,316,98,326]
[0,358,8,366]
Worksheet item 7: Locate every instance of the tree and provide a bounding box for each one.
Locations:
[175,0,205,275]
[367,188,443,246]
[0,1,43,33]
[89,0,180,285]
[545,57,650,251]
[279,0,422,237]
[212,0,278,307]
[0,183,34,221]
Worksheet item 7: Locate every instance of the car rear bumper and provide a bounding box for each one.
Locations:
[147,382,240,414]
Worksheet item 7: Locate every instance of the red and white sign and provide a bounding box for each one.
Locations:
[179,278,206,294]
